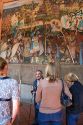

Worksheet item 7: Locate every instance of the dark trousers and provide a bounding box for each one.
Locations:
[66,113,80,125]
[35,107,39,123]
[33,103,39,125]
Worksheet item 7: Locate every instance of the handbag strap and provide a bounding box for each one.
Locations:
[0,76,10,80]
[61,79,65,93]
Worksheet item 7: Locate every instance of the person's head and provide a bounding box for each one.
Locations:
[45,63,57,83]
[35,70,43,80]
[0,57,8,76]
[64,73,79,87]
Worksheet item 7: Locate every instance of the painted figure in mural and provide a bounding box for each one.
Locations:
[9,37,24,63]
[61,14,71,29]
[59,30,68,61]
[0,57,20,125]
[38,34,44,56]
[68,39,77,63]
[51,21,58,32]
[76,14,83,32]
[0,34,14,63]
[9,38,20,63]
[76,14,83,64]
[62,24,79,63]
[18,16,25,27]
[66,30,79,63]
[50,20,62,36]
[23,37,31,57]
[23,37,31,63]
[0,40,8,59]
[78,18,83,31]
[18,36,24,63]
[47,41,52,55]
[69,15,77,31]
[31,70,44,125]
[48,50,56,64]
[30,34,40,63]
[30,36,39,54]
[11,12,19,37]
[6,39,13,63]
[46,41,55,63]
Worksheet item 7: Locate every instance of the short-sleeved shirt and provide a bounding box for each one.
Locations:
[0,77,20,120]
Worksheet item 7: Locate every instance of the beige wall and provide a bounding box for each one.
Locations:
[8,64,83,84]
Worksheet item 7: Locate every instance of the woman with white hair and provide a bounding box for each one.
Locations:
[64,73,83,125]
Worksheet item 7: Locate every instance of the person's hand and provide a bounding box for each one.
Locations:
[31,90,36,95]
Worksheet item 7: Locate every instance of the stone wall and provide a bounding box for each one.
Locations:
[8,64,83,101]
[8,64,83,84]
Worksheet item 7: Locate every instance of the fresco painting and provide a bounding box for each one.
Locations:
[0,0,83,64]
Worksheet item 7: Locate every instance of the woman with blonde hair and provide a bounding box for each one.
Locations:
[0,57,20,125]
[36,63,72,125]
[64,73,83,125]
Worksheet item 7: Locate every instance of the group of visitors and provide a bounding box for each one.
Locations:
[32,64,83,125]
[0,57,83,125]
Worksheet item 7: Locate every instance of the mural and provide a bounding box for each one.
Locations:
[0,0,83,64]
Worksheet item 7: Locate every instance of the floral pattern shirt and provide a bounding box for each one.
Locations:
[0,77,20,119]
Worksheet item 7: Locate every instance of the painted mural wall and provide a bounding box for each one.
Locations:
[0,0,83,64]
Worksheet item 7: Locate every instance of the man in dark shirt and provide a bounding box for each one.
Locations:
[31,70,43,125]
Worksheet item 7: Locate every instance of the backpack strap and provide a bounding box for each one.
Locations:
[61,79,65,93]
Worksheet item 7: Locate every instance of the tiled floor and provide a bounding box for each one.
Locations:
[14,102,83,125]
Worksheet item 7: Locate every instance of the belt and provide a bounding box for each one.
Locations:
[0,98,11,101]
[0,76,10,80]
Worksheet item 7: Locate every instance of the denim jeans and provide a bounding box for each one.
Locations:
[35,107,39,123]
[39,121,62,125]
[38,110,63,125]
[33,103,39,124]
[66,113,80,125]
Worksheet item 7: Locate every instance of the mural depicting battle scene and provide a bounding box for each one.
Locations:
[0,0,83,64]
